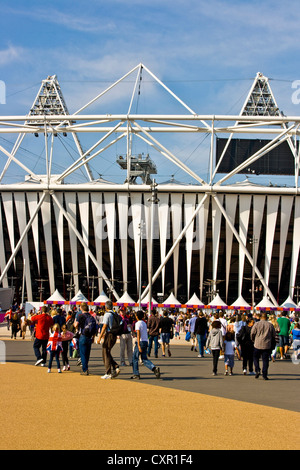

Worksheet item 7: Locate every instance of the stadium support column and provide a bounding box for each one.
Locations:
[0,191,47,285]
[142,193,209,302]
[148,181,159,314]
[51,192,120,301]
[212,193,279,307]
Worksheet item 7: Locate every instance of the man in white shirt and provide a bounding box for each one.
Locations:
[131,310,161,380]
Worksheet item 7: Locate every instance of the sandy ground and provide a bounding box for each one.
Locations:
[1,360,299,451]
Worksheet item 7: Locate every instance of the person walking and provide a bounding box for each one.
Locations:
[236,317,255,375]
[277,312,291,360]
[74,303,97,376]
[52,308,66,332]
[10,313,20,340]
[250,313,276,380]
[46,324,63,373]
[97,300,121,379]
[194,311,208,357]
[61,324,74,371]
[205,320,224,376]
[159,310,174,357]
[31,306,54,366]
[223,331,240,375]
[131,310,161,380]
[147,309,161,358]
[119,309,133,366]
[268,314,280,362]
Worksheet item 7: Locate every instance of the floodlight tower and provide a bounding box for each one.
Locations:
[0,75,94,183]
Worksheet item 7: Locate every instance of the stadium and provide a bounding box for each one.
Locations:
[0,64,299,312]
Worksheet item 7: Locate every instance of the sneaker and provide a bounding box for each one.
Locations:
[243,369,247,375]
[47,369,51,373]
[35,358,43,366]
[249,371,255,375]
[224,371,228,376]
[80,370,89,376]
[153,367,161,379]
[63,366,66,371]
[198,354,203,358]
[58,369,61,373]
[67,365,70,371]
[130,375,140,380]
[112,367,120,378]
[101,374,112,379]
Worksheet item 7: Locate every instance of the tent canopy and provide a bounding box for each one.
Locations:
[117,291,136,306]
[229,295,251,310]
[46,289,66,304]
[71,290,88,304]
[186,292,204,307]
[208,294,228,308]
[163,292,181,307]
[255,296,276,310]
[94,291,110,304]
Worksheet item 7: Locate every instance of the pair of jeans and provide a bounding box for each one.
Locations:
[120,333,133,365]
[241,344,254,372]
[132,341,155,376]
[33,338,48,363]
[78,335,93,372]
[48,350,61,370]
[253,347,271,378]
[147,335,159,357]
[196,334,206,356]
[212,349,220,374]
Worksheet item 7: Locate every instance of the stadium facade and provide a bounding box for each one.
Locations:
[0,65,299,309]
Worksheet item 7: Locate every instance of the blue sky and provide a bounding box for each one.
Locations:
[0,0,300,184]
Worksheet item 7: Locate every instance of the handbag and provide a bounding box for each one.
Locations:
[185,331,191,342]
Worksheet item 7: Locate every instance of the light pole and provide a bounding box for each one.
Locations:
[147,180,159,315]
[138,220,145,310]
[249,237,258,313]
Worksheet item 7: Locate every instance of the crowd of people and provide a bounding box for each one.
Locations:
[2,302,300,380]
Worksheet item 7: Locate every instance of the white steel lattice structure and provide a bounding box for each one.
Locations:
[0,64,300,308]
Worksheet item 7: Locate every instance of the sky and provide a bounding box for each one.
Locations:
[0,0,300,185]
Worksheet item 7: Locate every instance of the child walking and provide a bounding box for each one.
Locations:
[61,324,74,371]
[47,324,63,373]
[224,331,240,375]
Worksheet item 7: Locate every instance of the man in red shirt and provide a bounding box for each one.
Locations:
[31,306,54,366]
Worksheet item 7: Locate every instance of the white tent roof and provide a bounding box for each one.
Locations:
[281,296,297,309]
[208,294,228,307]
[230,295,251,308]
[71,290,88,303]
[93,291,110,304]
[255,296,276,309]
[163,292,181,306]
[186,293,204,307]
[46,289,66,302]
[117,291,136,305]
[140,294,158,307]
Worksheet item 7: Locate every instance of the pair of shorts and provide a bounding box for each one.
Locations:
[224,354,234,368]
[279,335,289,347]
[161,333,170,344]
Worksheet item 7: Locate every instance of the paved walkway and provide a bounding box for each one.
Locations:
[1,324,299,451]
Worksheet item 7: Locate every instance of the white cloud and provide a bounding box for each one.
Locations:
[0,45,25,66]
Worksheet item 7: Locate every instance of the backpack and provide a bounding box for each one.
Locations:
[109,312,125,336]
[82,313,97,338]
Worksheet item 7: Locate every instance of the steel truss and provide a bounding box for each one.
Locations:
[0,64,299,306]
